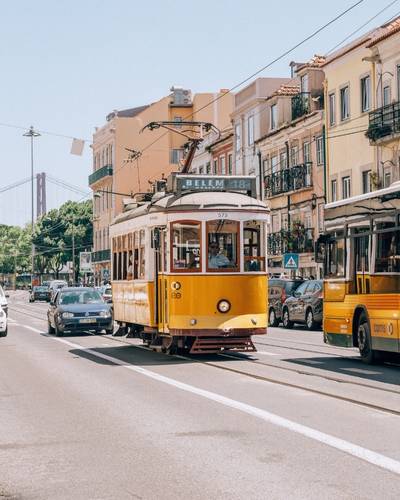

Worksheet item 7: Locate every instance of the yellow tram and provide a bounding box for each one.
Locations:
[109,174,268,354]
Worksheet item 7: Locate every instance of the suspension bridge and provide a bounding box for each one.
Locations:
[0,173,90,227]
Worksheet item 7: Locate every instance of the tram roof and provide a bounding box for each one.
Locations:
[112,190,268,225]
[325,181,400,222]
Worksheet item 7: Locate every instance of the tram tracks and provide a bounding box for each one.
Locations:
[9,303,400,417]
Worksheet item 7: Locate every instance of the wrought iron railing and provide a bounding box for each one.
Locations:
[291,92,311,121]
[88,165,113,186]
[92,249,111,263]
[264,163,312,198]
[367,101,400,142]
[267,228,314,255]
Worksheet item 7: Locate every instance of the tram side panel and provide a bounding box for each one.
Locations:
[113,281,157,328]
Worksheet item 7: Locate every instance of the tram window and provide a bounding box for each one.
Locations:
[133,232,139,279]
[171,221,201,272]
[243,221,265,272]
[354,232,370,273]
[325,232,345,278]
[139,230,146,279]
[112,238,118,280]
[375,222,400,272]
[207,220,239,271]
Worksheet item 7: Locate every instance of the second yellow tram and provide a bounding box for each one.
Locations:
[109,174,268,354]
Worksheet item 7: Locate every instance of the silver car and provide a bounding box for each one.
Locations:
[281,280,323,330]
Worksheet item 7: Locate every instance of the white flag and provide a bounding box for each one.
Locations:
[70,138,85,156]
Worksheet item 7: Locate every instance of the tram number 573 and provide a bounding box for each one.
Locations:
[217,212,228,219]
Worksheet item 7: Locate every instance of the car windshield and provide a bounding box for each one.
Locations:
[59,291,103,305]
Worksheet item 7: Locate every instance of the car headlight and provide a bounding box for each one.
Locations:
[99,310,111,318]
[62,312,74,319]
[217,299,231,313]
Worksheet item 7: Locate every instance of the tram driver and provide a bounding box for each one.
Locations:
[208,242,231,269]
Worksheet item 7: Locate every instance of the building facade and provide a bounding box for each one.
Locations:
[89,88,232,283]
[256,61,325,278]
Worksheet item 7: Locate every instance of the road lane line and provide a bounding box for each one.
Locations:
[24,326,400,476]
[23,326,44,333]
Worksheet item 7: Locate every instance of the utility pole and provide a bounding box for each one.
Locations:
[72,222,75,285]
[23,126,41,286]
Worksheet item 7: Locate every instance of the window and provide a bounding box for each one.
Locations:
[362,170,371,194]
[280,151,288,169]
[318,204,324,233]
[325,231,345,278]
[199,166,204,175]
[271,214,280,232]
[397,65,400,101]
[243,220,265,272]
[270,104,277,130]
[300,74,309,93]
[342,176,351,199]
[206,162,211,174]
[328,93,336,126]
[331,179,337,202]
[384,168,391,188]
[213,159,218,174]
[271,155,278,173]
[139,230,145,279]
[171,149,184,164]
[316,136,324,165]
[207,220,239,271]
[228,154,232,174]
[375,221,400,273]
[361,76,371,112]
[220,156,226,174]
[290,146,298,166]
[383,85,391,106]
[171,222,201,272]
[235,123,241,152]
[247,115,254,145]
[303,142,311,164]
[340,86,349,120]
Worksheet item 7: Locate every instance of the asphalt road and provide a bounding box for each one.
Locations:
[1,291,400,499]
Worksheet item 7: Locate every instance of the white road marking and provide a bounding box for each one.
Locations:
[23,326,43,333]
[20,324,400,477]
[254,350,279,356]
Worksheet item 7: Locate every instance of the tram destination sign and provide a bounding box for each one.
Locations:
[173,175,256,197]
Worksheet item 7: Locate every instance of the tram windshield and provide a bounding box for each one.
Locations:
[171,222,201,271]
[207,220,239,271]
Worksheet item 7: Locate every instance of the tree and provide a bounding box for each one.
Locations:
[0,224,31,276]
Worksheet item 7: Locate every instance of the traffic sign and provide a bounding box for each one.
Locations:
[283,253,299,269]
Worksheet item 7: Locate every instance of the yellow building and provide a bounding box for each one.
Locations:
[89,87,232,283]
[323,17,400,203]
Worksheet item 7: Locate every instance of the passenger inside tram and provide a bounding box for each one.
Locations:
[208,242,232,269]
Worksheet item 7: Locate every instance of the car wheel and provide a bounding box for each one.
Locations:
[47,321,55,335]
[0,327,7,337]
[357,313,381,364]
[54,322,63,337]
[305,309,316,331]
[268,308,279,327]
[282,308,293,329]
[105,328,114,335]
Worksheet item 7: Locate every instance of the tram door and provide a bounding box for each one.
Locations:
[355,231,371,294]
[157,228,168,333]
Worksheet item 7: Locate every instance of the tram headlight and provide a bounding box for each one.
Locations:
[217,299,231,313]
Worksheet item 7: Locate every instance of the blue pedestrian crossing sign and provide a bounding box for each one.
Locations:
[283,253,299,269]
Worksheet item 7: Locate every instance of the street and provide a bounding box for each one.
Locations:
[1,291,400,499]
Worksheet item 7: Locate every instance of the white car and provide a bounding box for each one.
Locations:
[0,286,8,316]
[0,308,7,337]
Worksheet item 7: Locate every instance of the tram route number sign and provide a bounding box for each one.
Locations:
[175,175,256,196]
[283,253,299,270]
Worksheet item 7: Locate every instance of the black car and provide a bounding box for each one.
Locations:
[281,280,323,330]
[268,278,304,327]
[47,287,113,336]
[29,285,51,302]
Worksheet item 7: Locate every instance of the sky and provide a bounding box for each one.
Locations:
[1,0,399,226]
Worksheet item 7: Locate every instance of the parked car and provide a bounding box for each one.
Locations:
[268,278,304,327]
[29,285,51,302]
[0,308,7,337]
[96,285,112,303]
[0,285,9,316]
[281,280,323,330]
[47,287,113,336]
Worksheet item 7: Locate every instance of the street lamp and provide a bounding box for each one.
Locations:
[23,126,41,286]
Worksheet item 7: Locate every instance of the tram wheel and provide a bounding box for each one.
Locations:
[357,314,381,364]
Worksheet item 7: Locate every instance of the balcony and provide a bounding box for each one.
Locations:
[268,228,314,255]
[291,92,311,121]
[89,165,113,186]
[367,101,400,143]
[264,163,312,198]
[92,249,111,263]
